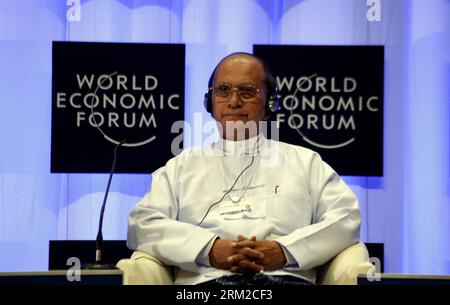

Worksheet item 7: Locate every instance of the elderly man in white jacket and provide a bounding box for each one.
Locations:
[127,52,361,285]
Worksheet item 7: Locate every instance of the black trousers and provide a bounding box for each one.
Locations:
[198,274,313,285]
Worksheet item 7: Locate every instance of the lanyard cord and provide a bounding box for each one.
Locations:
[197,136,261,226]
[221,152,259,203]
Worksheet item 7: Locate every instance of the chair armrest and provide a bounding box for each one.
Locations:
[118,244,374,285]
[317,242,373,285]
[116,251,174,285]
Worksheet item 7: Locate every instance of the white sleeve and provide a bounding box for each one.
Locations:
[127,158,218,273]
[275,153,361,270]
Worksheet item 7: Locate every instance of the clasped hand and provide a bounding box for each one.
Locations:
[209,234,287,276]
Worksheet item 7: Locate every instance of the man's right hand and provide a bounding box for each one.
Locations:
[208,238,236,270]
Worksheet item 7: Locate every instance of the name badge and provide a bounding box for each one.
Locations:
[219,200,252,220]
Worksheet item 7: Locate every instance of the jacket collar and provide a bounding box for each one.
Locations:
[214,134,266,156]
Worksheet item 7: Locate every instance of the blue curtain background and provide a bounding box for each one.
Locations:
[0,0,449,275]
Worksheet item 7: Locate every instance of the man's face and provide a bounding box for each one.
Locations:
[211,55,267,140]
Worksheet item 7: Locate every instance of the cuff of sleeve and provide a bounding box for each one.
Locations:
[195,235,219,267]
[277,241,298,267]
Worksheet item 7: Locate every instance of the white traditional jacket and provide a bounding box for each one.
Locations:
[127,135,361,284]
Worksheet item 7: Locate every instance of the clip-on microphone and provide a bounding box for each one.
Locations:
[82,139,127,270]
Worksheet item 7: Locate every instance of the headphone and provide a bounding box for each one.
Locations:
[203,53,280,118]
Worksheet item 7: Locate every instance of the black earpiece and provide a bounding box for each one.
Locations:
[204,84,213,113]
[265,73,280,114]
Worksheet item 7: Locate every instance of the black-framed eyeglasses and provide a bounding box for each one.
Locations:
[210,84,266,101]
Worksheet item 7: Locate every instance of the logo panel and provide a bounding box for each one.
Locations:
[52,42,185,173]
[254,45,384,176]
